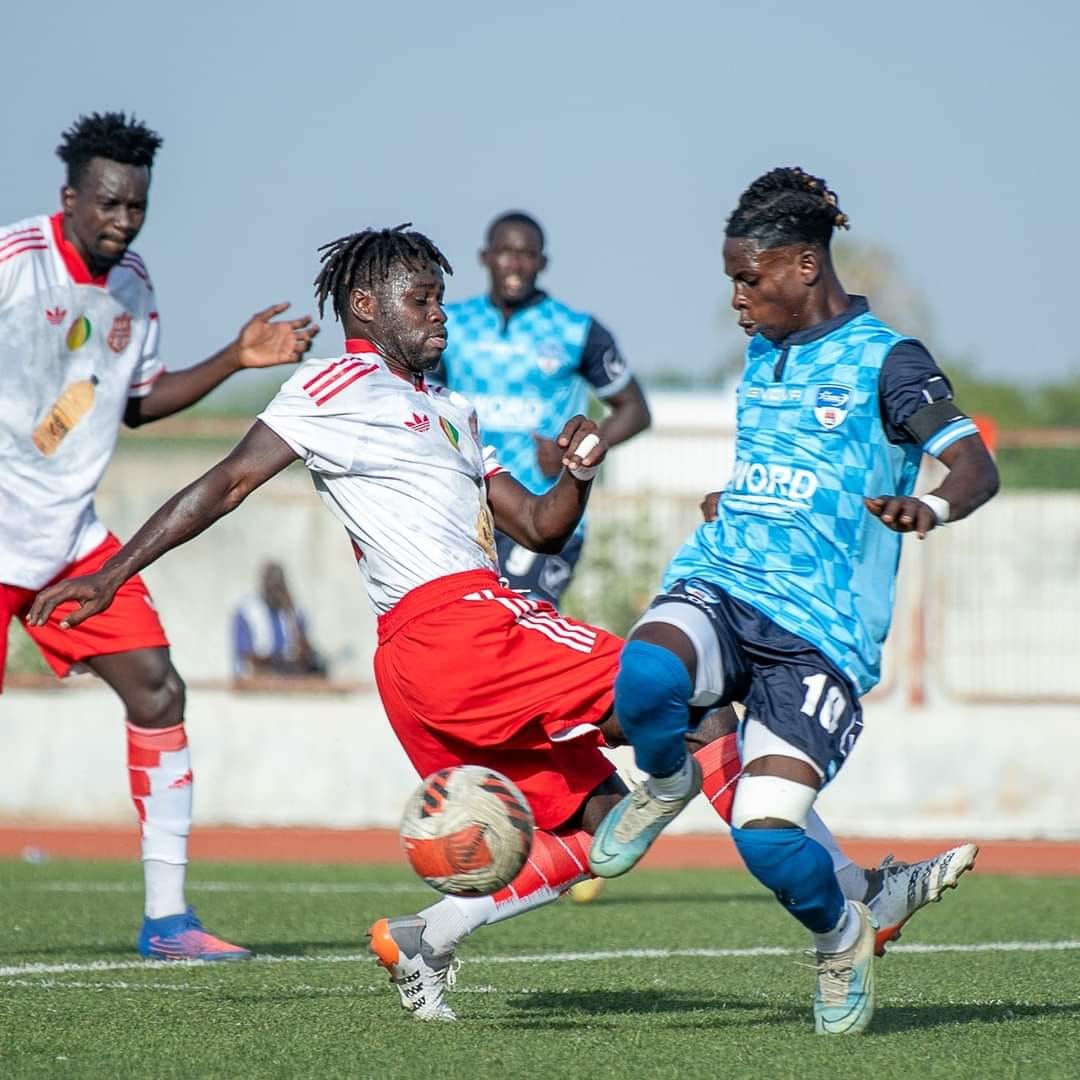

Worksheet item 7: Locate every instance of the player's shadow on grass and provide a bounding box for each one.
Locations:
[588,891,775,907]
[505,988,804,1028]
[871,1001,1080,1034]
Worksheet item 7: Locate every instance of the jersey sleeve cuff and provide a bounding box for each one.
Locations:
[592,368,633,400]
[127,364,165,398]
[923,417,979,458]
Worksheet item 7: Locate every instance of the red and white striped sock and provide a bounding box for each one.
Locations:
[694,731,741,825]
[417,828,592,954]
[127,722,192,919]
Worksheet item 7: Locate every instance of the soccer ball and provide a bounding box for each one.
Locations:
[400,766,534,896]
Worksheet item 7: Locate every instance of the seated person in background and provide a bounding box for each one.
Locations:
[232,562,327,679]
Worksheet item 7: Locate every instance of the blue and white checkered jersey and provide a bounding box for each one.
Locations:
[440,292,632,500]
[664,297,979,695]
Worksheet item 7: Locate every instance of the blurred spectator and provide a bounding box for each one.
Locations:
[232,562,327,681]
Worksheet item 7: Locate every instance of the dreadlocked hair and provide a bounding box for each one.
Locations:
[725,167,850,249]
[56,112,162,187]
[313,224,453,321]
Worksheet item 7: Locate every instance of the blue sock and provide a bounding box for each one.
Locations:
[730,825,845,933]
[613,640,693,777]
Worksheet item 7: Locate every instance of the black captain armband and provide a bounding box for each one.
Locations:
[903,400,967,445]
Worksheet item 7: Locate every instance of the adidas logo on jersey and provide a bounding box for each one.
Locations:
[405,412,431,433]
[45,306,67,325]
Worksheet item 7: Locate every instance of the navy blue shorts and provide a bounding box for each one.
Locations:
[637,578,863,780]
[495,530,585,609]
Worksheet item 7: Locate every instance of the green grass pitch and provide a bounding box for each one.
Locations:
[1,859,1078,1079]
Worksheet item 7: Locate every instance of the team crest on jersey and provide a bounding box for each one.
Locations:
[45,306,67,326]
[439,416,461,450]
[813,384,853,429]
[107,313,133,353]
[535,341,565,375]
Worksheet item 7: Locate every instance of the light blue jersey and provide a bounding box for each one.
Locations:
[665,299,977,694]
[441,293,631,499]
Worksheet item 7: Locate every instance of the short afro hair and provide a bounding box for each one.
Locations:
[56,112,162,187]
[485,210,545,251]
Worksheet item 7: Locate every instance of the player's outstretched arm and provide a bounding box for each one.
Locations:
[488,416,608,553]
[864,434,1000,539]
[28,421,300,629]
[125,304,319,427]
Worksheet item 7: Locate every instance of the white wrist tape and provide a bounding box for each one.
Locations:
[919,494,951,525]
[568,432,600,480]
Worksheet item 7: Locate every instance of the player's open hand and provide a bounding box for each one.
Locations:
[27,571,122,630]
[701,491,721,521]
[557,416,607,478]
[864,495,938,539]
[235,303,319,369]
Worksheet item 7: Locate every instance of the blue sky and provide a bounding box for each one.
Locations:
[5,0,1077,389]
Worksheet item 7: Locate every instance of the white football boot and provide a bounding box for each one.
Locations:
[865,842,979,956]
[813,900,878,1035]
[367,915,458,1021]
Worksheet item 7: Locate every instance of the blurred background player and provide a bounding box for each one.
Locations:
[30,224,975,1021]
[439,211,651,607]
[0,112,319,960]
[232,561,327,682]
[589,167,996,1034]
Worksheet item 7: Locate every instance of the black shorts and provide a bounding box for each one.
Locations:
[637,578,863,781]
[495,529,585,609]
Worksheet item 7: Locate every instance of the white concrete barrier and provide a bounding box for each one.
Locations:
[2,685,1078,839]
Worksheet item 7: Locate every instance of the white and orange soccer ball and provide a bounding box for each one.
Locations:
[400,766,534,896]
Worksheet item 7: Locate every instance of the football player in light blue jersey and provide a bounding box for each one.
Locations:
[439,212,650,606]
[589,168,999,1034]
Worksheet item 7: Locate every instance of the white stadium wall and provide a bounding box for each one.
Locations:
[3,401,1079,839]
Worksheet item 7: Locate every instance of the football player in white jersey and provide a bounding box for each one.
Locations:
[31,224,977,1018]
[1,112,318,960]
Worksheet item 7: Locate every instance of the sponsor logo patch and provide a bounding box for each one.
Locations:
[405,412,430,433]
[45,306,66,326]
[814,384,853,429]
[729,459,819,503]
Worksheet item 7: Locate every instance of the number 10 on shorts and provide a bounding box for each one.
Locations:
[800,673,847,733]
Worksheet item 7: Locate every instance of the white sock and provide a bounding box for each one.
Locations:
[143,860,187,920]
[646,754,694,801]
[805,810,853,872]
[811,899,861,954]
[419,895,496,954]
[804,810,868,900]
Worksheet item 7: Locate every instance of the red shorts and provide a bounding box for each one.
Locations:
[1,532,170,691]
[374,570,622,831]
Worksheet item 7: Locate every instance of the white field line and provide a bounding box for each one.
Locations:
[2,940,1079,980]
[25,882,427,895]
[0,979,503,995]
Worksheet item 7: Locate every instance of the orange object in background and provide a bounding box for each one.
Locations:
[972,413,998,455]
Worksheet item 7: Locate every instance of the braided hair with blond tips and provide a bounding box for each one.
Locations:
[313,224,453,321]
[726,167,850,249]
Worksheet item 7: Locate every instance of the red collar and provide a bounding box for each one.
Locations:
[49,213,109,287]
[344,338,428,392]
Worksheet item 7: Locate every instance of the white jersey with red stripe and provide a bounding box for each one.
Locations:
[258,339,507,615]
[0,213,163,589]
